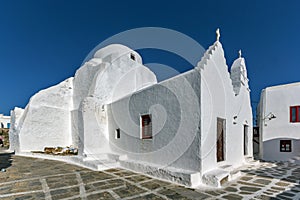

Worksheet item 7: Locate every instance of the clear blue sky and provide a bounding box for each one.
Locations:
[0,0,300,119]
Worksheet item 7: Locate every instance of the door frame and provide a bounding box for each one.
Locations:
[216,117,226,162]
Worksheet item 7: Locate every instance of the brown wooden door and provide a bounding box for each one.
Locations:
[141,114,152,139]
[217,118,225,162]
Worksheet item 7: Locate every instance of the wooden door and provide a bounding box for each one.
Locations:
[141,114,152,139]
[217,118,225,162]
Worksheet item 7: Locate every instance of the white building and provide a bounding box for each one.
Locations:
[9,31,253,188]
[257,82,300,162]
[0,114,10,129]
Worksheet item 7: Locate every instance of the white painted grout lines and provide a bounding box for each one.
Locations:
[102,170,169,200]
[40,178,52,200]
[107,189,122,200]
[75,172,87,200]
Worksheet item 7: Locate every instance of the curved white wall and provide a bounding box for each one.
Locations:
[258,83,300,161]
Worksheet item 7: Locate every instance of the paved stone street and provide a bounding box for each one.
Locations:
[0,151,299,200]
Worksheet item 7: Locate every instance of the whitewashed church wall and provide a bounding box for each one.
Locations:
[107,69,202,172]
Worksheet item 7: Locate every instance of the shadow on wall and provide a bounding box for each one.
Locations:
[241,161,300,199]
[263,138,300,162]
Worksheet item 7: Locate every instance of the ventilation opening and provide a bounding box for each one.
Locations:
[130,53,136,61]
[115,128,120,139]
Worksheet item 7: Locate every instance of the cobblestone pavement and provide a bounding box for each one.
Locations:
[0,151,299,200]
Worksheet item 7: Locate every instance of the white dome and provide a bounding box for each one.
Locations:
[94,44,142,64]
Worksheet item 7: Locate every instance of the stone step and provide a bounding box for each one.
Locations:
[244,156,260,166]
[244,156,254,162]
[220,164,234,171]
[247,160,260,166]
[202,168,230,188]
[230,169,241,181]
[202,164,244,187]
[82,153,120,162]
[81,153,122,170]
[97,160,119,170]
[119,159,201,188]
[83,159,119,170]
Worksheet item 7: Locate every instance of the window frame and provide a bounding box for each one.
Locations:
[280,140,292,152]
[290,106,300,123]
[140,114,152,139]
[115,128,120,139]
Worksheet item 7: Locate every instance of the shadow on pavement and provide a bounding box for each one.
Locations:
[242,160,300,199]
[0,150,14,170]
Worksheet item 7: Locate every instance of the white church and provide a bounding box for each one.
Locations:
[9,30,254,188]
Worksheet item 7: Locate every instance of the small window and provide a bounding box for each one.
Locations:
[290,106,300,122]
[140,114,152,139]
[130,53,136,61]
[7,123,10,129]
[280,140,292,152]
[115,128,120,139]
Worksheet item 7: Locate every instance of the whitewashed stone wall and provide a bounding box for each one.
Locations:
[15,78,74,152]
[107,70,201,171]
[9,107,24,152]
[257,83,300,161]
[10,44,157,154]
[106,41,253,186]
[9,41,253,187]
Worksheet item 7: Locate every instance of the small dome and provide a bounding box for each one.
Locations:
[94,44,142,64]
[231,57,246,70]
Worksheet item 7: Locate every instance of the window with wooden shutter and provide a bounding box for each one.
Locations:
[140,114,152,139]
[290,106,300,122]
